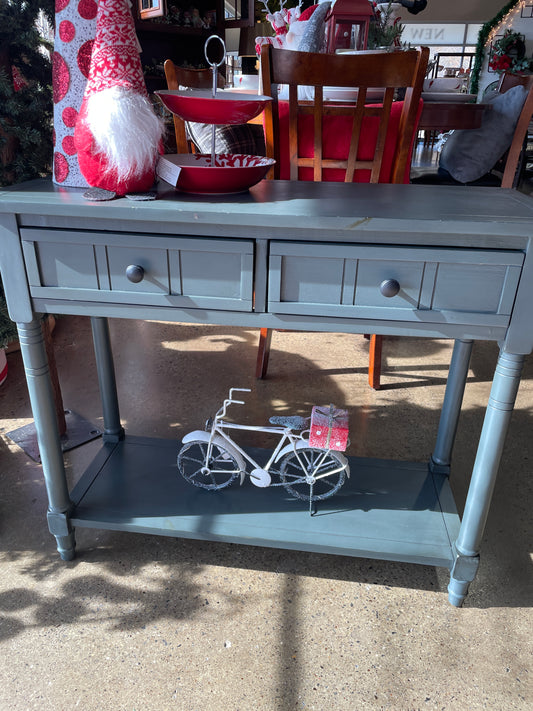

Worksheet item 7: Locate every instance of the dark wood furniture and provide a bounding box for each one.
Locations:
[418,100,487,131]
[497,73,533,189]
[248,98,487,132]
[135,0,253,84]
[261,45,429,182]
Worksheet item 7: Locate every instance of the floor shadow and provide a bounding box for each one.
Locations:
[0,315,530,663]
[0,315,531,711]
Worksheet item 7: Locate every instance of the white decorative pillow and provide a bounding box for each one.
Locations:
[439,85,527,183]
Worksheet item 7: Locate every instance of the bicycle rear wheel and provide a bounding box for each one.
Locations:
[279,447,347,502]
[178,440,240,490]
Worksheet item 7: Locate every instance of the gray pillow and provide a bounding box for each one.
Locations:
[298,1,331,53]
[439,85,527,183]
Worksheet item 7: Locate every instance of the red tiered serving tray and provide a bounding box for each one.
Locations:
[164,154,275,195]
[155,89,274,194]
[155,90,272,125]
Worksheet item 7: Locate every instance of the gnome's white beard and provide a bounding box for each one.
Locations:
[86,86,165,178]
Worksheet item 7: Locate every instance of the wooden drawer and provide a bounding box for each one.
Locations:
[21,229,254,312]
[268,242,524,327]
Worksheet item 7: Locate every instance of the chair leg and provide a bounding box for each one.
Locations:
[256,328,273,379]
[257,329,383,385]
[368,334,383,390]
[42,315,67,435]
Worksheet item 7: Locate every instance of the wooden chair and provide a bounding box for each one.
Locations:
[163,60,225,153]
[496,73,533,189]
[256,45,429,388]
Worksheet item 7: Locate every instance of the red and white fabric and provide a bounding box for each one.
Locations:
[74,0,164,195]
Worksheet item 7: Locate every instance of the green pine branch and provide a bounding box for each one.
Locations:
[470,0,521,96]
[0,0,54,187]
[0,0,55,345]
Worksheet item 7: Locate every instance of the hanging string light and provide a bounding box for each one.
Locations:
[471,0,528,95]
[487,0,527,46]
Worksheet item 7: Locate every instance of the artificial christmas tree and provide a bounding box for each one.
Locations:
[0,0,54,187]
[0,0,54,359]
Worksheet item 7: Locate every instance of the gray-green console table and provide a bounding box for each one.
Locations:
[1,179,532,606]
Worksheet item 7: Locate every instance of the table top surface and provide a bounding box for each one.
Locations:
[418,99,487,130]
[3,179,533,355]
[2,178,533,234]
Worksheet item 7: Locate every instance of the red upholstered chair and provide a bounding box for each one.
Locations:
[256,45,429,388]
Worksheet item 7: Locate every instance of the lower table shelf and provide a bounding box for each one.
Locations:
[70,436,460,569]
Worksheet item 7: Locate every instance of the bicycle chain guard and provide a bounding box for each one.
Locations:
[250,468,271,487]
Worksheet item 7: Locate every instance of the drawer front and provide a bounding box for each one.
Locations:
[268,242,523,327]
[21,229,254,312]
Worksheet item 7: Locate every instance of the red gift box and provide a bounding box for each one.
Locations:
[308,405,349,451]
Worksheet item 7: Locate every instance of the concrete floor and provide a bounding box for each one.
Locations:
[0,316,531,710]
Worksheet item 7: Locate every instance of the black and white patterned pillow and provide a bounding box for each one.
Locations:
[186,122,266,156]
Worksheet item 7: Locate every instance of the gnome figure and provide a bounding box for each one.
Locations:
[74,0,164,195]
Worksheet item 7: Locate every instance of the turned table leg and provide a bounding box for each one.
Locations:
[448,349,524,606]
[17,317,75,560]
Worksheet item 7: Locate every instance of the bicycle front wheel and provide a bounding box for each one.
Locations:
[178,440,240,491]
[279,447,347,502]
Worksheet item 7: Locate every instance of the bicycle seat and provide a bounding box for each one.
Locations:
[269,415,308,430]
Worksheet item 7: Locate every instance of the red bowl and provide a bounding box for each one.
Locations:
[155,90,272,124]
[163,154,275,194]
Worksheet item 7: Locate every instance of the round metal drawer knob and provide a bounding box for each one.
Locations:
[126,265,145,283]
[380,278,400,298]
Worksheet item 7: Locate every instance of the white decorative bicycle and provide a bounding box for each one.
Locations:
[177,388,350,509]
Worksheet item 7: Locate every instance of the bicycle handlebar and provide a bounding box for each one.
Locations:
[216,388,251,420]
[229,387,251,401]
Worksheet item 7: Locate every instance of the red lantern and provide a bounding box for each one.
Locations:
[326,0,374,53]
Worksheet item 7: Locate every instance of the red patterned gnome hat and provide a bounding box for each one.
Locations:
[74,0,164,194]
